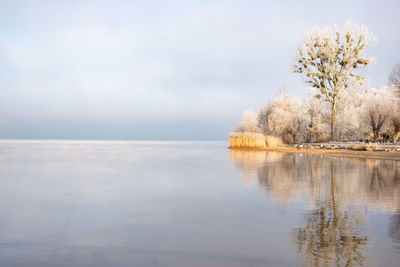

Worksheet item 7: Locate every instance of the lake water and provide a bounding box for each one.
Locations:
[0,140,399,266]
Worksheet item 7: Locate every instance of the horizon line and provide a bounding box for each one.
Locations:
[0,138,227,142]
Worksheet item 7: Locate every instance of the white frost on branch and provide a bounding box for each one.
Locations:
[234,109,260,133]
[268,95,306,144]
[293,20,376,140]
[359,86,398,140]
[257,101,273,135]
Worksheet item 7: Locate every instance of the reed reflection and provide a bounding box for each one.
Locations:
[230,150,400,265]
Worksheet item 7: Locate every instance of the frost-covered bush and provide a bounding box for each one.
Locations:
[389,62,400,93]
[257,101,273,136]
[335,97,362,141]
[234,110,260,133]
[268,94,307,144]
[303,90,326,142]
[359,86,398,141]
[389,104,400,142]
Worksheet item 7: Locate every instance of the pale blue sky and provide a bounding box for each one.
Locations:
[0,0,399,139]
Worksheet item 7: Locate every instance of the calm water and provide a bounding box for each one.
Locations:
[0,140,399,266]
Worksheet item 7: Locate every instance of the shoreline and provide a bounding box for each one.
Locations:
[229,146,400,161]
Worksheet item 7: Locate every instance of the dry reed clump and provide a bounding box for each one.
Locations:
[349,144,366,151]
[365,144,378,151]
[229,132,283,148]
[265,136,283,147]
[229,132,266,148]
[348,144,378,151]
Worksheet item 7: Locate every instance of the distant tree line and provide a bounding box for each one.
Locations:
[233,20,400,144]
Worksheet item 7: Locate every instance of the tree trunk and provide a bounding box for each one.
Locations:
[373,129,378,141]
[330,101,337,141]
[373,127,382,142]
[394,130,400,143]
[290,133,297,144]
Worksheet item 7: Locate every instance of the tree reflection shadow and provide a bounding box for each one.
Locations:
[389,212,400,253]
[229,150,400,266]
[292,164,369,266]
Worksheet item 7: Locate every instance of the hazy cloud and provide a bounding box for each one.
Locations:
[0,0,399,139]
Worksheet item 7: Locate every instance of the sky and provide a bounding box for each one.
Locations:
[0,0,399,140]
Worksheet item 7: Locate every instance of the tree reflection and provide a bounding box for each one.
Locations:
[389,212,400,253]
[229,150,400,266]
[292,163,369,266]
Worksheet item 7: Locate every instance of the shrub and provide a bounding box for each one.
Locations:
[265,136,284,147]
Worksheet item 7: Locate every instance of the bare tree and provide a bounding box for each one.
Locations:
[389,62,400,94]
[336,102,361,141]
[257,101,273,136]
[234,110,260,133]
[268,95,306,144]
[293,20,375,141]
[388,104,400,142]
[387,63,400,141]
[360,86,397,141]
[304,90,325,142]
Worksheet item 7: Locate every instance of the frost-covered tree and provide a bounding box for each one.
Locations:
[389,108,400,142]
[336,102,361,141]
[234,109,260,133]
[293,20,375,141]
[257,101,273,135]
[304,90,325,142]
[387,94,400,142]
[387,63,400,141]
[268,95,306,144]
[359,86,398,141]
[389,62,400,93]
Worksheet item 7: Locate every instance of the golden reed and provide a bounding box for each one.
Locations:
[229,132,283,148]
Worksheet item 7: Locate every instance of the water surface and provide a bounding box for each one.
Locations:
[0,141,399,266]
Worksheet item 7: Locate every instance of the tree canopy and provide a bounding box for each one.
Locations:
[293,20,375,140]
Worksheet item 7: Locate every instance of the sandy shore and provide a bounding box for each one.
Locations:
[231,146,400,161]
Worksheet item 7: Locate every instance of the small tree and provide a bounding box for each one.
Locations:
[234,110,260,133]
[388,63,400,141]
[389,62,400,94]
[359,86,398,141]
[304,90,324,142]
[268,94,306,144]
[388,97,400,142]
[257,101,273,136]
[336,102,361,141]
[389,110,400,142]
[293,20,375,141]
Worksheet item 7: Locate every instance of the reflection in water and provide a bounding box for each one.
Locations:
[291,164,369,267]
[230,150,400,266]
[230,150,400,211]
[389,213,400,253]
